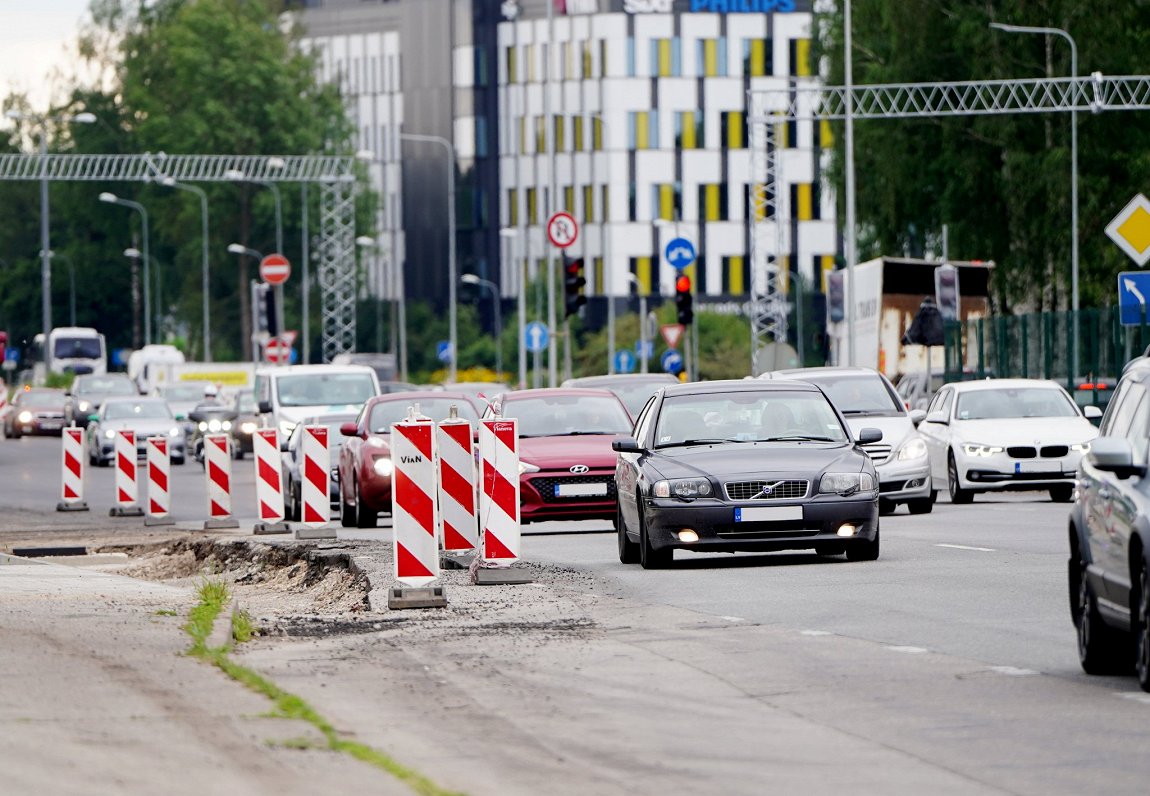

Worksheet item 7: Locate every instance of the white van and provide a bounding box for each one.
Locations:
[254,364,380,439]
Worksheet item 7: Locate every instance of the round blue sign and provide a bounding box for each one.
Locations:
[664,237,696,270]
[661,349,684,375]
[614,349,636,374]
[525,321,550,353]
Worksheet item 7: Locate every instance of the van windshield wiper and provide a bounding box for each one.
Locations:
[761,434,838,442]
[655,438,727,448]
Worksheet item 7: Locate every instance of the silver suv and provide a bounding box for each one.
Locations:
[1069,358,1150,690]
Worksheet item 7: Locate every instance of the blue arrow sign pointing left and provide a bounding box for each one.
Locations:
[665,237,696,270]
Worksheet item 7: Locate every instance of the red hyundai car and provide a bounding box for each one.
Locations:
[338,391,480,528]
[485,388,633,524]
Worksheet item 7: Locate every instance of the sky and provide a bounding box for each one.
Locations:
[1,0,94,113]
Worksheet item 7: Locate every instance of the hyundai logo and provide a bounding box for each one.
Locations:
[570,464,590,474]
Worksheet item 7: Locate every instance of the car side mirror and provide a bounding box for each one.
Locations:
[908,409,927,427]
[340,422,360,437]
[258,400,272,414]
[1087,436,1147,479]
[925,410,949,425]
[857,428,883,444]
[1083,405,1103,420]
[612,437,643,453]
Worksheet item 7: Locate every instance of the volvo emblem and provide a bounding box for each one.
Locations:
[570,464,590,474]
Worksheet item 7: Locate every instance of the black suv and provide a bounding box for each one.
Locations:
[64,373,138,428]
[1069,357,1150,690]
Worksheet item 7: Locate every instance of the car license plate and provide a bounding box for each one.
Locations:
[1016,460,1061,474]
[556,482,607,497]
[40,422,62,430]
[735,506,803,522]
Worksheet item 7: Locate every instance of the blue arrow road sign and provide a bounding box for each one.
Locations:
[525,321,550,353]
[436,340,454,363]
[665,237,696,270]
[1118,272,1150,326]
[635,340,654,360]
[661,349,683,375]
[614,349,636,374]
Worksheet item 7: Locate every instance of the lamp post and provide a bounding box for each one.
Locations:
[160,178,211,361]
[224,167,284,254]
[41,250,76,327]
[398,133,457,382]
[990,22,1079,377]
[99,192,151,345]
[122,248,144,347]
[462,274,503,376]
[5,110,95,342]
[227,243,266,366]
[500,228,524,388]
[844,0,858,367]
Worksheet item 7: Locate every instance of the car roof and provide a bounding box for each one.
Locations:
[562,374,678,386]
[256,364,377,376]
[660,378,821,397]
[497,387,625,400]
[769,366,881,379]
[944,378,1066,392]
[366,390,477,404]
[103,395,165,404]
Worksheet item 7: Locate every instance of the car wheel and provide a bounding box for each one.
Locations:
[88,449,97,466]
[1136,557,1150,692]
[846,529,880,561]
[906,495,934,515]
[618,501,639,564]
[286,483,300,522]
[1075,555,1126,675]
[948,453,973,504]
[1049,484,1074,503]
[340,482,357,528]
[355,479,377,529]
[638,505,671,570]
[878,498,897,516]
[815,543,846,556]
[173,455,185,466]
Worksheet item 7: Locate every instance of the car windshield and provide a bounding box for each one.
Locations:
[104,401,172,420]
[798,374,902,416]
[235,393,256,413]
[367,398,478,433]
[500,394,632,438]
[53,336,102,359]
[21,390,65,407]
[160,384,208,402]
[275,373,377,407]
[608,382,674,415]
[654,390,848,447]
[955,387,1079,420]
[77,377,136,396]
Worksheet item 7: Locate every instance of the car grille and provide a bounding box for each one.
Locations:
[1007,446,1036,458]
[36,412,65,420]
[1041,445,1069,458]
[716,522,818,538]
[861,443,892,465]
[530,475,617,504]
[724,480,809,501]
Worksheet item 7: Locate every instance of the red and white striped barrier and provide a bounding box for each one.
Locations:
[478,418,520,562]
[252,428,287,533]
[56,427,89,512]
[391,419,440,587]
[111,430,144,517]
[438,416,477,554]
[203,433,238,529]
[299,425,331,527]
[144,436,173,525]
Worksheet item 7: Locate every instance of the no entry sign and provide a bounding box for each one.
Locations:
[260,253,291,285]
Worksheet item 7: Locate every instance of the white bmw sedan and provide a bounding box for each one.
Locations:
[918,378,1101,504]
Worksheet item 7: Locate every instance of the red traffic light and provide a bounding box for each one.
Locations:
[675,275,691,293]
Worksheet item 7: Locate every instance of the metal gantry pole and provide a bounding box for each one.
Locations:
[39,131,51,340]
[844,0,858,367]
[545,0,558,387]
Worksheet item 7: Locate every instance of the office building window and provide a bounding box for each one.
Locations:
[743,39,771,77]
[527,187,538,225]
[600,39,609,77]
[650,38,682,77]
[518,117,528,154]
[584,185,595,223]
[627,39,636,77]
[592,117,604,151]
[583,41,594,78]
[675,111,703,150]
[698,184,728,221]
[506,45,517,83]
[564,185,575,213]
[535,116,546,153]
[475,47,489,86]
[563,41,574,79]
[508,189,519,227]
[697,38,729,77]
[631,257,653,295]
[629,111,658,150]
[602,184,610,222]
[592,256,604,294]
[476,116,489,158]
[628,183,637,221]
[554,115,566,152]
[573,116,585,152]
[651,184,680,222]
[744,183,773,221]
[723,256,749,295]
[526,44,537,82]
[721,111,745,149]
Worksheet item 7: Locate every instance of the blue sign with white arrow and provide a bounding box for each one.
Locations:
[436,340,454,363]
[1118,272,1150,326]
[525,321,550,353]
[664,237,696,270]
[661,349,684,375]
[614,349,636,374]
[635,340,654,360]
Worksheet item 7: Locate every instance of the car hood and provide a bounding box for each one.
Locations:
[951,417,1098,445]
[645,442,868,481]
[98,418,180,435]
[842,415,916,449]
[519,434,623,470]
[279,405,365,427]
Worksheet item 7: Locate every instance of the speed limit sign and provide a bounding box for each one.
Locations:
[547,211,579,249]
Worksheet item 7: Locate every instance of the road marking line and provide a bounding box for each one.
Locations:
[989,666,1038,676]
[936,543,996,552]
[886,645,929,654]
[801,629,832,636]
[1116,692,1150,705]
[720,615,745,623]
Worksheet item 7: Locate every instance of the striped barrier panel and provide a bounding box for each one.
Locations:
[391,418,439,587]
[203,433,238,529]
[253,429,286,527]
[478,418,520,562]
[56,427,89,512]
[437,417,477,554]
[299,425,331,527]
[144,436,173,525]
[111,430,144,517]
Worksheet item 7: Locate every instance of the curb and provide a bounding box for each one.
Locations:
[207,597,242,651]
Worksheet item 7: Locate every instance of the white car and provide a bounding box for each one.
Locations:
[917,378,1101,503]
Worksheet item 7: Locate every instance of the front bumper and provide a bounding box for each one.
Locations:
[18,414,67,435]
[521,470,617,523]
[876,457,931,501]
[97,436,187,462]
[956,450,1083,491]
[642,494,879,553]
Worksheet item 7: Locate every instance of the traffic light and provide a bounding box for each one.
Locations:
[564,258,587,317]
[826,270,845,324]
[252,281,278,336]
[675,274,694,325]
[935,264,960,322]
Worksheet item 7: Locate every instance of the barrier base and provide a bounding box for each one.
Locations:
[388,586,448,610]
[294,525,337,540]
[109,506,145,518]
[441,551,475,570]
[473,565,533,586]
[204,517,240,530]
[56,501,89,513]
[144,516,175,526]
[253,522,291,535]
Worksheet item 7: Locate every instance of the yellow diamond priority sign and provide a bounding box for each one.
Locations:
[1106,194,1150,267]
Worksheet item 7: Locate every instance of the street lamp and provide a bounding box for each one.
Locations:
[160,177,211,361]
[41,250,75,327]
[499,228,524,388]
[100,192,151,345]
[122,248,144,347]
[462,273,503,376]
[5,109,95,343]
[990,21,1079,377]
[224,167,284,254]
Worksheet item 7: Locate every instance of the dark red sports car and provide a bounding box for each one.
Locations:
[338,391,480,528]
[485,388,633,524]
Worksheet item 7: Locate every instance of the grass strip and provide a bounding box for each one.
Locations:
[185,581,460,796]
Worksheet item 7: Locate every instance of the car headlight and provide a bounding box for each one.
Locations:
[372,457,394,477]
[17,410,32,423]
[653,478,714,498]
[103,429,115,440]
[240,421,258,435]
[221,420,232,431]
[897,437,928,461]
[961,443,1004,457]
[198,421,208,431]
[1071,442,1090,453]
[278,420,297,438]
[519,460,540,474]
[819,472,876,496]
[169,427,181,437]
[78,401,91,413]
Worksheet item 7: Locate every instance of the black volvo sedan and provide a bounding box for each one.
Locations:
[613,379,882,568]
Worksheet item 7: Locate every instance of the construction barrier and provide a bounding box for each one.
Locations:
[478,418,520,562]
[437,415,477,554]
[144,436,173,525]
[299,425,331,527]
[391,418,440,587]
[111,430,144,517]
[56,427,89,512]
[252,428,287,532]
[203,433,238,529]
